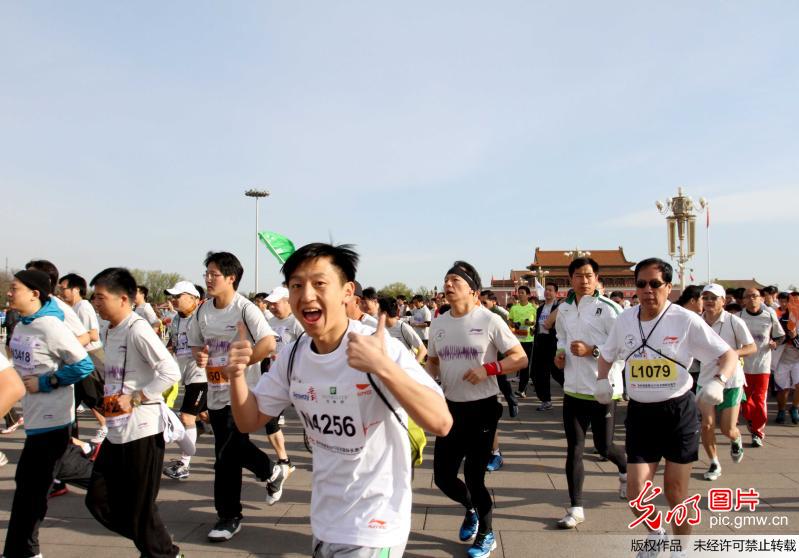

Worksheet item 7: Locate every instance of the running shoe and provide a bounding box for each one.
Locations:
[266,462,288,505]
[0,451,8,467]
[751,434,763,448]
[775,410,786,424]
[467,531,496,558]
[486,452,503,472]
[703,462,722,481]
[207,516,242,542]
[536,401,553,411]
[459,509,479,542]
[1,417,23,434]
[163,460,190,480]
[730,437,744,463]
[508,400,519,418]
[557,507,584,529]
[635,528,668,558]
[277,458,296,477]
[791,407,799,425]
[90,428,108,444]
[513,390,527,399]
[619,473,628,500]
[48,480,69,499]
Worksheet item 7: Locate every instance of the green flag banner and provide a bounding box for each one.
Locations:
[258,231,296,265]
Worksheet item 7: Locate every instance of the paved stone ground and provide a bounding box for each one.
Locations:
[1,381,797,557]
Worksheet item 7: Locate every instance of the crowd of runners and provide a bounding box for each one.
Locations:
[0,247,797,558]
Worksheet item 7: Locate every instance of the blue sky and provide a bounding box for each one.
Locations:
[2,2,797,294]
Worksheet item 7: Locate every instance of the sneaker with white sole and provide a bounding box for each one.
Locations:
[557,507,585,529]
[459,508,479,541]
[635,528,668,558]
[266,462,288,505]
[467,531,497,558]
[751,434,763,448]
[90,428,108,444]
[207,516,242,542]
[619,473,628,499]
[0,451,8,467]
[703,462,722,481]
[730,437,744,463]
[536,401,553,411]
[1,417,23,434]
[163,460,190,480]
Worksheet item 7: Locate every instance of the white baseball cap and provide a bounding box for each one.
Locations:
[265,286,290,302]
[165,280,201,298]
[701,283,726,298]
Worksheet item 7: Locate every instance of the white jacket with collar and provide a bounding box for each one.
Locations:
[556,290,624,399]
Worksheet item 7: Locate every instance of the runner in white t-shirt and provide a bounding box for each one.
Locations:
[427,261,527,558]
[134,286,161,332]
[85,267,181,558]
[410,295,432,345]
[596,259,737,554]
[187,252,280,542]
[379,296,428,364]
[698,284,756,481]
[0,350,24,417]
[347,281,379,328]
[58,272,110,445]
[162,281,208,481]
[226,243,451,558]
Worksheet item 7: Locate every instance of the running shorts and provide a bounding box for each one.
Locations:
[696,385,746,411]
[179,382,208,416]
[774,360,799,390]
[626,391,699,464]
[265,414,282,435]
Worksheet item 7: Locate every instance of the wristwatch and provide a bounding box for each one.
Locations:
[591,345,600,359]
[48,374,59,389]
[131,391,143,407]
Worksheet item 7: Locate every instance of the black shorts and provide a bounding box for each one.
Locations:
[626,391,699,464]
[265,413,282,435]
[179,383,208,416]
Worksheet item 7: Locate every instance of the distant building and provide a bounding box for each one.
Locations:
[490,247,637,305]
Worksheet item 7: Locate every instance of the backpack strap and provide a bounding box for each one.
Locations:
[286,332,305,384]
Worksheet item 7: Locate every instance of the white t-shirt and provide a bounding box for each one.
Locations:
[73,299,102,352]
[411,306,432,341]
[428,305,520,402]
[387,320,424,354]
[699,311,754,389]
[135,303,160,327]
[268,314,305,356]
[102,313,180,444]
[252,319,443,548]
[52,295,89,338]
[187,293,276,410]
[601,303,730,403]
[537,302,556,335]
[0,351,10,370]
[169,313,206,385]
[10,315,88,432]
[739,307,785,374]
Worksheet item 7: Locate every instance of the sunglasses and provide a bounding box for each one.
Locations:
[635,279,667,289]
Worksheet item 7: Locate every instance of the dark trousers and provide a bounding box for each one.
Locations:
[4,426,70,558]
[517,341,534,393]
[209,405,273,519]
[434,397,502,534]
[563,395,627,507]
[533,334,558,402]
[86,433,178,558]
[496,374,517,407]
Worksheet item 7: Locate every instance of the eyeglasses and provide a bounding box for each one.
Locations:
[202,272,224,280]
[635,279,667,289]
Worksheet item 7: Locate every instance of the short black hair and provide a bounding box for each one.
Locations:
[194,284,205,299]
[486,292,498,302]
[734,287,745,300]
[545,281,558,291]
[137,285,149,299]
[397,294,407,302]
[25,259,58,294]
[378,296,399,318]
[568,257,599,277]
[59,273,87,297]
[412,294,424,303]
[205,251,244,290]
[725,302,743,313]
[517,285,531,295]
[449,260,482,292]
[676,285,703,306]
[634,258,673,283]
[609,290,624,299]
[725,287,736,296]
[363,287,378,301]
[480,290,492,297]
[778,291,789,300]
[254,292,269,300]
[763,285,778,295]
[282,243,358,285]
[91,268,137,300]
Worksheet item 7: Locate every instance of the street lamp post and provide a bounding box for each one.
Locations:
[564,248,591,260]
[655,186,707,291]
[244,189,270,293]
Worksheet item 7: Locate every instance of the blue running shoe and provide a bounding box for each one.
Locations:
[467,531,497,558]
[486,452,503,472]
[459,509,479,542]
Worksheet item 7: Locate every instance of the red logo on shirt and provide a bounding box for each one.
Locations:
[368,519,387,529]
[356,384,370,390]
[663,336,679,345]
[356,384,373,397]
